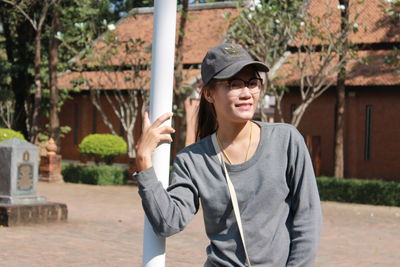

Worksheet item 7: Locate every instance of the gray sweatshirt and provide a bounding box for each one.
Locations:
[136,122,322,266]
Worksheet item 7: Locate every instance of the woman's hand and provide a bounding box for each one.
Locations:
[135,112,175,171]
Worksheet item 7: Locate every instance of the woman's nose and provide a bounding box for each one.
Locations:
[238,86,252,98]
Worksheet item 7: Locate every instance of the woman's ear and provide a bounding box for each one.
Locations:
[204,89,214,103]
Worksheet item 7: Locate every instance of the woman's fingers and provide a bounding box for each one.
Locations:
[146,125,174,144]
[159,134,173,143]
[142,111,151,130]
[138,113,175,148]
[157,125,175,135]
[135,112,175,171]
[157,126,175,143]
[151,112,174,129]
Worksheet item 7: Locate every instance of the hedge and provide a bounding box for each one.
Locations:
[61,165,400,205]
[78,134,127,165]
[62,164,128,186]
[317,177,400,207]
[0,128,26,143]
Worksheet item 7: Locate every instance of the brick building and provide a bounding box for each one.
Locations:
[58,1,399,181]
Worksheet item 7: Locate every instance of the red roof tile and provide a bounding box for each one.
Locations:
[60,2,398,89]
[306,0,399,44]
[59,69,200,90]
[75,5,239,66]
[275,50,399,87]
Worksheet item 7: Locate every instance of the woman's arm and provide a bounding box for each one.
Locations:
[136,159,199,237]
[286,128,323,267]
[135,112,199,237]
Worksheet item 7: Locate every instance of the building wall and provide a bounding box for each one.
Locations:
[59,92,195,164]
[281,89,336,177]
[59,93,141,163]
[60,87,400,181]
[346,87,400,181]
[281,86,400,181]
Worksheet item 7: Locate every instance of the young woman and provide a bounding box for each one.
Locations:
[135,43,322,266]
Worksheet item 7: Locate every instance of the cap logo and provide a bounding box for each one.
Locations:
[224,45,246,58]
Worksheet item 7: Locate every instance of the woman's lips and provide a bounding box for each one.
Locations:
[235,103,253,111]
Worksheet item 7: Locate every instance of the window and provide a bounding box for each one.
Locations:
[73,103,80,144]
[92,106,97,133]
[364,105,372,160]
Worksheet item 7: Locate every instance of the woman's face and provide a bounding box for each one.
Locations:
[205,66,261,124]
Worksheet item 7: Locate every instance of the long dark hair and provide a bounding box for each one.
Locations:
[196,80,218,141]
[195,69,263,141]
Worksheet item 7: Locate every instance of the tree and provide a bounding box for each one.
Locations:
[0,2,34,137]
[227,0,361,128]
[380,0,400,69]
[334,0,350,178]
[1,0,57,143]
[0,0,115,144]
[226,0,310,123]
[109,0,154,19]
[70,31,150,159]
[172,0,190,158]
[48,1,61,148]
[0,89,14,128]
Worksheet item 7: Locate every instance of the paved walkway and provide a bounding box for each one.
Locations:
[1,182,399,267]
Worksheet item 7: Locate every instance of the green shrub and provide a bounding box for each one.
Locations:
[317,177,400,207]
[62,164,128,185]
[78,134,127,165]
[0,128,26,143]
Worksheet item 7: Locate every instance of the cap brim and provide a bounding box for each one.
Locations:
[213,60,269,80]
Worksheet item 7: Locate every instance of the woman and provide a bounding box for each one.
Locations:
[135,43,322,266]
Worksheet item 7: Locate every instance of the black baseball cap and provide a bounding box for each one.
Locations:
[201,43,269,86]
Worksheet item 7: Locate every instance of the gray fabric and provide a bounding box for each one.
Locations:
[201,43,269,86]
[136,122,322,267]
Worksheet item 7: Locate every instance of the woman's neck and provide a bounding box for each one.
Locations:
[216,119,260,165]
[217,120,252,145]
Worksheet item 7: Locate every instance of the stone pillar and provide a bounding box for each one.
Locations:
[0,138,68,226]
[0,138,45,204]
[39,138,64,183]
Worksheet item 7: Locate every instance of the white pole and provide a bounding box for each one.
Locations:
[142,1,177,267]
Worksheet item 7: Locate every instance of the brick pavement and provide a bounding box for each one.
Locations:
[0,182,399,267]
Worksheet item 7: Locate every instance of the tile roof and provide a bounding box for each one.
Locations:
[59,69,200,90]
[351,0,399,44]
[292,0,400,44]
[306,0,399,45]
[275,50,399,87]
[75,4,239,67]
[59,1,399,90]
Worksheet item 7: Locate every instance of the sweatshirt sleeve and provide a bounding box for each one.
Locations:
[286,128,323,267]
[135,155,200,237]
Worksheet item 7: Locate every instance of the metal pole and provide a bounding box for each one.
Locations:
[142,1,177,266]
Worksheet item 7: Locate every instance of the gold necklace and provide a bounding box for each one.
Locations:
[216,122,253,164]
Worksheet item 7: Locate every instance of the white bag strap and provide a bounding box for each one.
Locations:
[211,133,252,267]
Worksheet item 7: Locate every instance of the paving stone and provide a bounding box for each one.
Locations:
[0,182,399,266]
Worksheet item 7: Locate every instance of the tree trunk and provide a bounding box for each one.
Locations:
[29,1,51,143]
[274,91,285,123]
[49,6,60,150]
[30,30,42,144]
[127,124,135,158]
[334,75,345,178]
[172,0,189,159]
[334,0,350,178]
[90,90,118,135]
